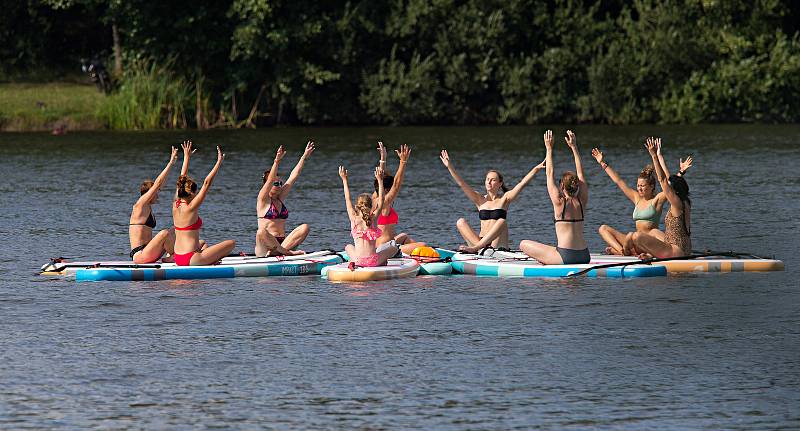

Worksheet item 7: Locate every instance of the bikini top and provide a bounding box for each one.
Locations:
[174,199,203,231]
[554,198,584,223]
[633,200,661,225]
[175,217,203,231]
[129,211,156,229]
[351,222,382,241]
[377,207,399,225]
[263,199,289,220]
[478,208,507,220]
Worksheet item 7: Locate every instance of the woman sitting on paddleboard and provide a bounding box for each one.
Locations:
[373,141,425,254]
[439,148,545,253]
[339,164,399,267]
[129,146,179,263]
[626,138,692,258]
[593,146,693,255]
[172,143,235,266]
[520,130,590,264]
[256,142,314,256]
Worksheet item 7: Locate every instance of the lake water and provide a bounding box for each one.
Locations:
[1,126,798,429]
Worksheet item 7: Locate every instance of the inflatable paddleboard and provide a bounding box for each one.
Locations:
[41,251,344,281]
[485,249,784,273]
[449,251,666,278]
[322,257,420,282]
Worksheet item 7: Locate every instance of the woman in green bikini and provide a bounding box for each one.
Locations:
[592,145,692,255]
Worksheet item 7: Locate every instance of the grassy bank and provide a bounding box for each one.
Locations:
[0,82,104,131]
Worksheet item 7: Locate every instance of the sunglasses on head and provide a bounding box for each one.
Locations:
[272,180,283,187]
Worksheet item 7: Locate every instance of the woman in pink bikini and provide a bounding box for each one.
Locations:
[373,142,425,254]
[172,142,236,266]
[255,142,314,256]
[129,146,178,264]
[339,164,400,267]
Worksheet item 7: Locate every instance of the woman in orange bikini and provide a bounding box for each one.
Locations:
[129,146,178,263]
[373,142,425,254]
[172,142,236,266]
[339,164,399,267]
[439,149,545,253]
[626,138,692,258]
[255,142,314,256]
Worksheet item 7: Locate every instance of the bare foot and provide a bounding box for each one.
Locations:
[638,252,653,260]
[287,249,306,256]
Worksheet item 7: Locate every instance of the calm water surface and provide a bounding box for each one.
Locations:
[1,126,798,429]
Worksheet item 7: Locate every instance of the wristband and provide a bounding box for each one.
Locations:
[679,169,686,176]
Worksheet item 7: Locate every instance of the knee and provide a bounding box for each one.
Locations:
[456,218,468,228]
[297,223,310,235]
[629,232,640,242]
[598,224,609,234]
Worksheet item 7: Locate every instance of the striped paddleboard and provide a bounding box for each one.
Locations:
[448,251,666,278]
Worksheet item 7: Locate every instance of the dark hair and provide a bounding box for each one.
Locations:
[668,174,691,234]
[487,170,509,193]
[262,170,281,184]
[140,180,154,196]
[176,175,197,198]
[560,171,580,197]
[668,174,691,206]
[638,165,656,189]
[374,174,395,193]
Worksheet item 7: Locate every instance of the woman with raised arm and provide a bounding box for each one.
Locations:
[627,138,692,258]
[172,144,236,266]
[439,149,546,253]
[520,130,590,264]
[593,145,693,255]
[340,165,399,267]
[373,142,425,254]
[255,141,314,256]
[129,146,179,263]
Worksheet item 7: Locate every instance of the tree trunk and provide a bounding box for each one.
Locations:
[112,23,122,76]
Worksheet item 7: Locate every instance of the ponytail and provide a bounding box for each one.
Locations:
[355,193,373,228]
[176,175,197,198]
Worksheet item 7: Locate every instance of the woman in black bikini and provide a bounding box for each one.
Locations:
[255,142,314,256]
[129,146,179,264]
[439,149,545,253]
[520,130,590,264]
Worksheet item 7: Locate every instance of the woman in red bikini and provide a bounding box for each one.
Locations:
[129,146,178,264]
[339,164,399,267]
[255,142,314,256]
[172,142,235,266]
[373,142,425,254]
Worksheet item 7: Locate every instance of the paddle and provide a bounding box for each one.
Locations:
[565,252,718,277]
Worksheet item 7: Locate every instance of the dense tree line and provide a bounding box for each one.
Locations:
[3,0,800,126]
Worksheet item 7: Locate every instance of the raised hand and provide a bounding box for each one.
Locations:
[169,146,179,163]
[274,145,285,163]
[377,141,387,162]
[655,137,663,156]
[303,141,315,158]
[217,146,225,162]
[338,166,348,181]
[543,130,553,149]
[645,137,658,156]
[439,149,451,168]
[680,155,693,173]
[181,140,196,155]
[375,166,384,182]
[565,130,577,150]
[396,144,411,162]
[534,159,546,172]
[591,148,604,164]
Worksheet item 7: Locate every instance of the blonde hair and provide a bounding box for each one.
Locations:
[355,193,373,227]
